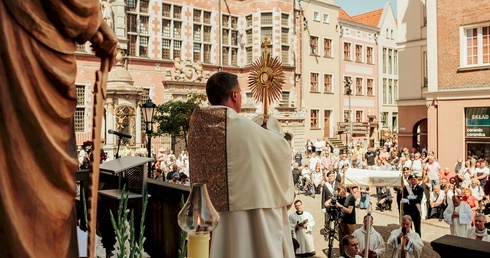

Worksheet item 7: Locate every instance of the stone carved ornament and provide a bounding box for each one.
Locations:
[172,58,203,82]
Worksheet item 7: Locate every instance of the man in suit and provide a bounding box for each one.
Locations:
[322,172,339,209]
[401,174,424,236]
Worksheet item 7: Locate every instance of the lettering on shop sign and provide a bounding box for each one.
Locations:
[465,107,490,137]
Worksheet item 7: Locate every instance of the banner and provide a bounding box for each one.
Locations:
[344,168,402,187]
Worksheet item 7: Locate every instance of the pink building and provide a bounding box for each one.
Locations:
[338,9,379,147]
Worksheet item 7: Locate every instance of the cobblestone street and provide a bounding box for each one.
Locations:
[290,190,448,258]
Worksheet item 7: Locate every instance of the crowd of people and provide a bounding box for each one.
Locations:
[77,143,191,186]
[151,148,190,186]
[291,137,490,257]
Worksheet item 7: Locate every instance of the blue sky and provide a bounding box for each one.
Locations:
[334,0,397,17]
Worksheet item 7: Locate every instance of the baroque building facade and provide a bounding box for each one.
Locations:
[75,0,306,155]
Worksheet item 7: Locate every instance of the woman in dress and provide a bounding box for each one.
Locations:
[462,188,479,226]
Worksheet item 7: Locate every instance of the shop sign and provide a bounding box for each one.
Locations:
[465,107,490,137]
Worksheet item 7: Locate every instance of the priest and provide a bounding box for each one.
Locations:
[188,72,295,258]
[443,194,472,237]
[289,200,316,257]
[352,215,385,258]
[386,215,423,258]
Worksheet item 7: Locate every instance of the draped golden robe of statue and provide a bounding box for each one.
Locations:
[0,1,103,257]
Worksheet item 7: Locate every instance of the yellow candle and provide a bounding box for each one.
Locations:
[188,233,210,258]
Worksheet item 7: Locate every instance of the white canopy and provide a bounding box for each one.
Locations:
[343,168,402,187]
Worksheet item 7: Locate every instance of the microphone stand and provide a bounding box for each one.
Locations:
[115,136,122,159]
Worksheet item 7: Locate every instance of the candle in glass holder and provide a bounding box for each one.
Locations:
[178,184,219,258]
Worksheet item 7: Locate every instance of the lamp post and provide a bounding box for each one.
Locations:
[141,99,157,177]
[344,79,352,154]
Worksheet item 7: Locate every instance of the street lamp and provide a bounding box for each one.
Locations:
[141,99,157,177]
[344,78,353,154]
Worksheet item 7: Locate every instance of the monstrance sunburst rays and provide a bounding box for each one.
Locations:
[248,38,285,120]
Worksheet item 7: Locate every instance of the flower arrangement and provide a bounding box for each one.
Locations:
[110,185,150,258]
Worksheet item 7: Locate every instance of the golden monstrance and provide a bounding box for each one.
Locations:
[248,37,285,121]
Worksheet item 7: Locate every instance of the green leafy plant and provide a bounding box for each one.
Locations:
[110,185,150,258]
[153,93,206,149]
[178,194,188,258]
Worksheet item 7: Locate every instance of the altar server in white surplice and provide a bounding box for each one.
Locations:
[289,200,315,257]
[466,213,490,242]
[188,72,295,258]
[352,215,385,258]
[386,215,423,258]
[443,194,472,237]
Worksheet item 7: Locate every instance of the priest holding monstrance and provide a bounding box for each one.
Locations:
[188,39,295,258]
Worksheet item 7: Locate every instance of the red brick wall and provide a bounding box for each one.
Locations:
[437,0,490,89]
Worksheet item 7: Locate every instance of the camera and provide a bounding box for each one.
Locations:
[402,227,407,235]
[330,194,338,206]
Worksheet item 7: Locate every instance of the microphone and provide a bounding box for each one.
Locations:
[108,129,132,139]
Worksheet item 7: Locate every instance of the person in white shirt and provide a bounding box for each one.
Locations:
[475,160,489,187]
[429,185,445,220]
[469,178,484,205]
[424,156,441,187]
[309,152,321,172]
[410,153,423,178]
[443,194,472,237]
[352,215,385,257]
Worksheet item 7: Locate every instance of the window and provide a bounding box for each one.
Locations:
[261,12,273,25]
[279,91,290,107]
[281,16,289,64]
[310,36,318,55]
[394,50,398,74]
[310,73,319,92]
[311,109,319,129]
[246,47,253,64]
[281,28,289,44]
[382,48,387,73]
[388,49,393,74]
[461,25,490,67]
[324,74,332,93]
[261,26,273,53]
[246,29,253,45]
[344,42,351,60]
[193,9,212,63]
[383,78,387,104]
[355,77,363,96]
[324,38,332,58]
[355,110,363,122]
[343,110,351,122]
[381,112,388,127]
[313,11,320,21]
[367,79,374,96]
[355,44,362,62]
[127,4,150,57]
[281,46,289,64]
[344,76,352,95]
[366,47,373,64]
[394,80,398,103]
[388,79,393,104]
[75,85,85,132]
[246,15,253,27]
[323,13,330,23]
[161,4,183,60]
[281,13,289,27]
